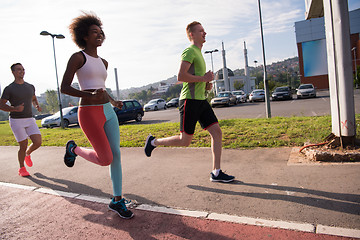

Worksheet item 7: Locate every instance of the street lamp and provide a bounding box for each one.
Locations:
[257,0,271,118]
[204,49,219,73]
[40,31,65,128]
[204,49,219,94]
[352,47,358,88]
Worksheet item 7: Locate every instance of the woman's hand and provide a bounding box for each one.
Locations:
[112,100,123,109]
[91,88,107,100]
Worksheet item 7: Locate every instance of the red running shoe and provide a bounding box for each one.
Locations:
[24,155,33,167]
[18,167,30,177]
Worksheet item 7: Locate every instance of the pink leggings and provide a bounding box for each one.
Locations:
[73,103,122,196]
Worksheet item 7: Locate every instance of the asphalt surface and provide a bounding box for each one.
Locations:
[1,146,359,239]
[141,89,360,123]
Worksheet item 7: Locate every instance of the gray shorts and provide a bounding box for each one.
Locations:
[9,117,41,142]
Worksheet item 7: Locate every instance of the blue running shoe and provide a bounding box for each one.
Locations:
[64,140,77,167]
[108,198,134,219]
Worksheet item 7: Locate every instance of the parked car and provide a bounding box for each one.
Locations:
[41,106,78,128]
[210,91,237,107]
[34,113,52,120]
[249,89,265,102]
[144,98,167,111]
[271,86,293,101]
[232,90,247,103]
[296,84,316,99]
[166,98,179,108]
[113,99,144,123]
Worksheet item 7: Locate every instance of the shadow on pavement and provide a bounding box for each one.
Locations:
[73,196,236,240]
[27,172,112,199]
[187,181,360,215]
[25,173,235,240]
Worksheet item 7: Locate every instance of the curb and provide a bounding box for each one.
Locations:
[1,181,359,239]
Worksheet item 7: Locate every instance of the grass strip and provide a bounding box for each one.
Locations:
[0,114,359,149]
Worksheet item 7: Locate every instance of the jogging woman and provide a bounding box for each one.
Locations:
[60,12,133,219]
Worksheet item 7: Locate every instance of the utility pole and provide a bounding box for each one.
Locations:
[257,0,271,118]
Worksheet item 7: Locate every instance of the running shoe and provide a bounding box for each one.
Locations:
[64,140,77,167]
[144,134,156,157]
[210,170,235,183]
[18,167,30,177]
[24,155,33,167]
[108,198,134,219]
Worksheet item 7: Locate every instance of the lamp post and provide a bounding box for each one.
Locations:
[205,49,219,94]
[204,49,218,74]
[254,60,258,88]
[40,31,65,128]
[257,0,271,118]
[352,47,358,88]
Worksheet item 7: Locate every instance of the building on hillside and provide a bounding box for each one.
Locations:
[153,82,175,96]
[295,8,360,89]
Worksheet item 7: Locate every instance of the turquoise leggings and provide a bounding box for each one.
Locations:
[74,102,122,196]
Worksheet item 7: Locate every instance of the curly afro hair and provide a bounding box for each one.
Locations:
[69,12,105,49]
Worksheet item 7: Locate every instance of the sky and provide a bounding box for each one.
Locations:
[1,0,359,95]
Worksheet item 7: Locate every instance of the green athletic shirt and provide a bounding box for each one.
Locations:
[179,45,206,100]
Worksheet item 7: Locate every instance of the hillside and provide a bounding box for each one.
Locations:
[115,57,299,99]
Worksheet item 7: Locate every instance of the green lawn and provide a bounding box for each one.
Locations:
[0,114,359,148]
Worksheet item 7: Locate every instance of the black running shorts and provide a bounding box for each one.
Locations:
[179,99,218,135]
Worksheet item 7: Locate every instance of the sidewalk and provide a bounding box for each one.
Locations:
[1,183,357,240]
[0,146,359,239]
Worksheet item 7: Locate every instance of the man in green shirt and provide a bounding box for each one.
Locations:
[145,21,234,183]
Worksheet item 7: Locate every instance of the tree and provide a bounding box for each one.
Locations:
[354,65,360,88]
[234,81,245,90]
[165,84,182,100]
[45,90,59,113]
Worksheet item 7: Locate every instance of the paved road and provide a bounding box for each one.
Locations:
[1,146,359,239]
[1,184,355,240]
[141,89,360,123]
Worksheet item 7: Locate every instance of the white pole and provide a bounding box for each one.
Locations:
[323,0,356,143]
[244,41,250,94]
[222,41,229,91]
[257,0,271,118]
[114,68,120,100]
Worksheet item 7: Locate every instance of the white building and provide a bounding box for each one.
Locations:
[154,82,174,95]
[213,68,255,94]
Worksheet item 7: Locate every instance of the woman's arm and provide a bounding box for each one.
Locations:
[61,52,93,98]
[107,92,123,109]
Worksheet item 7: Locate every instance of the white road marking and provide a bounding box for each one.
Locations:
[2,181,359,239]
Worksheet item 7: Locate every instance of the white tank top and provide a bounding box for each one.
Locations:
[76,51,107,90]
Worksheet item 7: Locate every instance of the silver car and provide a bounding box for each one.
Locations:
[232,90,247,103]
[41,106,78,128]
[144,98,167,111]
[296,84,316,99]
[249,89,265,102]
[211,91,237,107]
